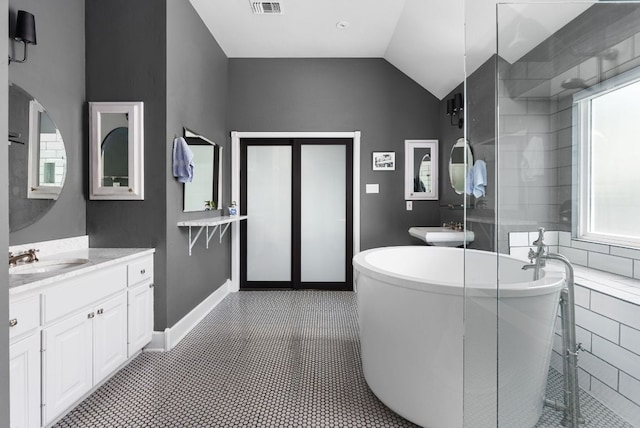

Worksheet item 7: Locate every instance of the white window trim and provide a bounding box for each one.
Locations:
[575,66,640,249]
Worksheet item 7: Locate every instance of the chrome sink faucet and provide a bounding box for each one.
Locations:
[523,227,547,280]
[8,249,39,266]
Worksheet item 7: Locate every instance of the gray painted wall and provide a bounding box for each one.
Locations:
[466,57,497,252]
[1,0,9,423]
[228,58,442,250]
[8,0,86,245]
[436,59,497,252]
[437,83,466,226]
[87,0,231,330]
[165,1,230,328]
[85,0,169,328]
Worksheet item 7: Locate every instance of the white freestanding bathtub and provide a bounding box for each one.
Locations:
[353,246,564,428]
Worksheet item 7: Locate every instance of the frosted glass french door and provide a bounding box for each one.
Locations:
[240,139,352,290]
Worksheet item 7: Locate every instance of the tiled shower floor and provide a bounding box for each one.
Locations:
[54,291,633,428]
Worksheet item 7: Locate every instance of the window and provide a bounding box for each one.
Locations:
[576,69,640,248]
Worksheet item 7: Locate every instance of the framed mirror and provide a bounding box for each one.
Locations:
[9,83,67,231]
[182,128,223,212]
[89,101,144,200]
[449,138,473,194]
[405,139,439,200]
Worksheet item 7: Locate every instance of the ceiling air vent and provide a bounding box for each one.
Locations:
[250,1,283,15]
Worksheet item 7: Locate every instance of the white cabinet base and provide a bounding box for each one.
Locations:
[42,312,93,426]
[93,293,128,385]
[10,334,40,428]
[128,283,154,356]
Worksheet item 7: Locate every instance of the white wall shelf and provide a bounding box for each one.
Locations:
[177,216,247,256]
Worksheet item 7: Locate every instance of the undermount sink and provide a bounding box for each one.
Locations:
[409,226,475,247]
[9,258,90,275]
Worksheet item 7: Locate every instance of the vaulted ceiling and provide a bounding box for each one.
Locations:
[189,0,592,100]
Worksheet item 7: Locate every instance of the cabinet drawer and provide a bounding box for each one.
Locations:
[9,295,39,341]
[42,264,127,325]
[127,256,153,287]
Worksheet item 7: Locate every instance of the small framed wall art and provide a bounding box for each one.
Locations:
[372,151,395,171]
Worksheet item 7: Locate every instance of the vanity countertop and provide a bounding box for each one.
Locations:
[9,248,155,295]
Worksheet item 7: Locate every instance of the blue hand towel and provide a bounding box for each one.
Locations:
[472,159,487,198]
[465,165,474,196]
[465,160,487,197]
[172,137,194,183]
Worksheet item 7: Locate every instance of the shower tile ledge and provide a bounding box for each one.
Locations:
[571,265,640,306]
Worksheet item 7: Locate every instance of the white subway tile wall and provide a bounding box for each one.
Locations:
[509,231,640,426]
[620,326,640,355]
[574,306,619,343]
[589,253,634,278]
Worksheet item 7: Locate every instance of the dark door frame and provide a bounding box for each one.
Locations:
[240,138,353,290]
[230,131,361,292]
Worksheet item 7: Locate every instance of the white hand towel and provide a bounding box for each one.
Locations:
[173,137,194,183]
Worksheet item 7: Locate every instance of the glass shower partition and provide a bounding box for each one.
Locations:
[464,1,565,427]
[464,1,640,427]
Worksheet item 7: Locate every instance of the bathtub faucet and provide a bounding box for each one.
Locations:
[523,227,584,427]
[543,252,584,427]
[524,227,547,280]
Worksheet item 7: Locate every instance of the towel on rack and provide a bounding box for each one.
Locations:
[172,137,194,183]
[466,159,487,198]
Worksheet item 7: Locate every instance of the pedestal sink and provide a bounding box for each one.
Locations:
[408,226,474,247]
[9,258,90,274]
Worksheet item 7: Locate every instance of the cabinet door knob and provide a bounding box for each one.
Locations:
[149,283,154,288]
[140,269,146,275]
[97,308,104,315]
[88,312,95,319]
[9,318,18,327]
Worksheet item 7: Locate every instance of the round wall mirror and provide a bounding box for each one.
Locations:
[9,83,67,231]
[449,138,473,194]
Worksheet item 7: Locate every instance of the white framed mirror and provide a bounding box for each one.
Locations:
[183,128,223,212]
[405,139,439,200]
[89,101,144,200]
[449,138,473,194]
[26,98,66,200]
[9,83,68,230]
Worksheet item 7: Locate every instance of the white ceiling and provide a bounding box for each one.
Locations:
[189,0,593,100]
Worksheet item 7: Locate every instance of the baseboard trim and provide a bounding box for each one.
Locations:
[144,279,232,352]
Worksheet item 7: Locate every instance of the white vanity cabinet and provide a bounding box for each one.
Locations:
[127,255,154,356]
[10,334,40,428]
[9,249,154,428]
[9,293,41,428]
[93,293,128,383]
[42,310,93,425]
[42,293,128,425]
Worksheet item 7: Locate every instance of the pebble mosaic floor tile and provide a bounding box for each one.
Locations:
[54,290,634,428]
